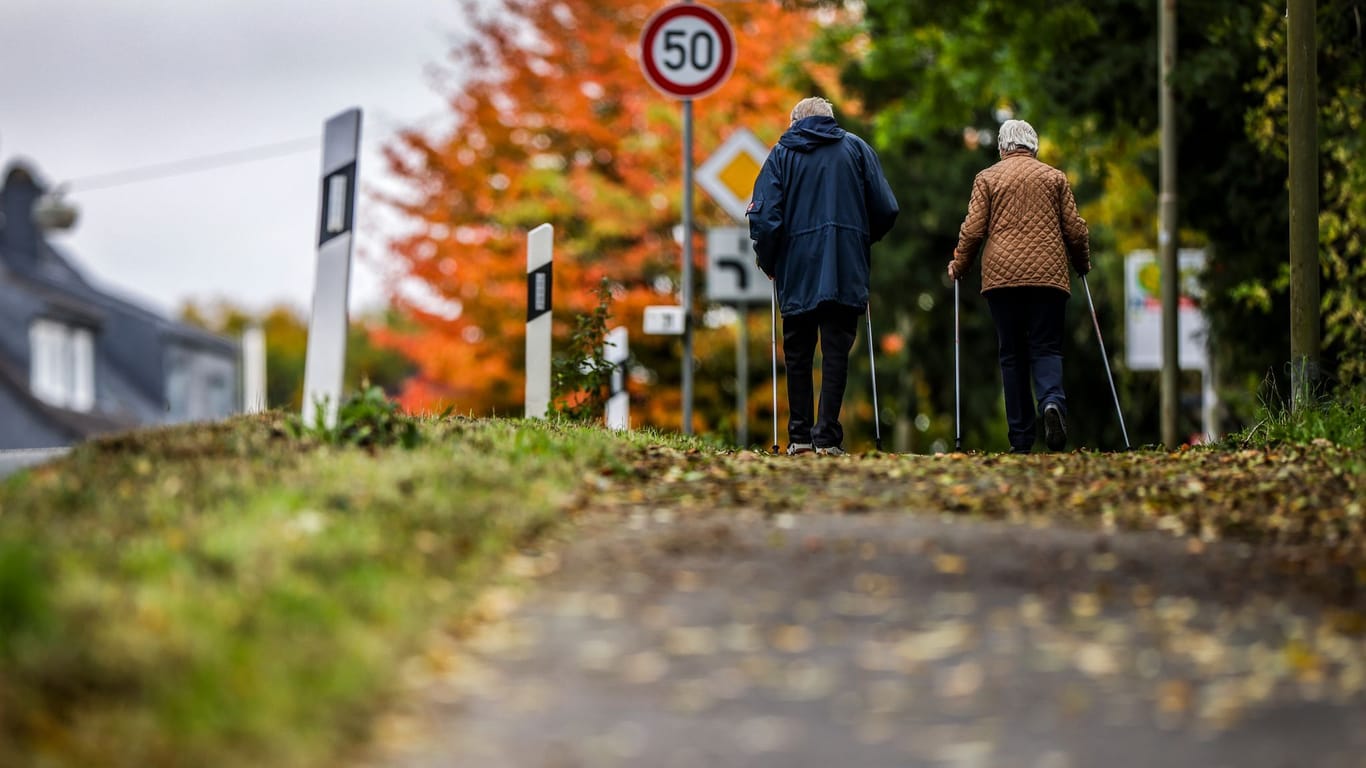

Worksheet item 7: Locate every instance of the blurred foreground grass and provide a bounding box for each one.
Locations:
[0,414,702,768]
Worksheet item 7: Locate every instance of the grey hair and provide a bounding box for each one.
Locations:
[997,119,1039,154]
[790,97,834,122]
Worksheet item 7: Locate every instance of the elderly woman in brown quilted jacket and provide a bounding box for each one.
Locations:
[947,119,1091,453]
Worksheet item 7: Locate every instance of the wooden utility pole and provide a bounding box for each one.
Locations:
[1288,0,1320,409]
[1158,0,1179,447]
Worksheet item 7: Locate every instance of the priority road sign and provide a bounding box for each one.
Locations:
[697,128,770,223]
[639,3,735,100]
[706,227,769,305]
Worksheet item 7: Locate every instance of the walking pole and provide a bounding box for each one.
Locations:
[954,279,962,452]
[866,304,883,451]
[1082,275,1131,449]
[770,282,780,454]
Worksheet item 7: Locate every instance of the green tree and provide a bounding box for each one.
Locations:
[818,0,1364,446]
[1246,0,1366,386]
[805,0,1142,451]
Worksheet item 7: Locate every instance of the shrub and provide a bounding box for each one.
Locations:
[1222,376,1366,449]
[293,385,421,449]
[550,278,619,422]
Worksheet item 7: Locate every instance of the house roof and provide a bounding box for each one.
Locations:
[0,160,239,443]
[0,354,137,440]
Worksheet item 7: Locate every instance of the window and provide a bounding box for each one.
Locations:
[29,319,95,412]
[165,345,237,422]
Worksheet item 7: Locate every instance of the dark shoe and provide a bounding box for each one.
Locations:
[786,442,814,456]
[815,445,846,456]
[1009,446,1032,454]
[1043,403,1067,451]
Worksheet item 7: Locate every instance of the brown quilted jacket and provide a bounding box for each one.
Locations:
[951,150,1091,295]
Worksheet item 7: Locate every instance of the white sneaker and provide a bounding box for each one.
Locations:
[815,446,847,456]
[785,443,814,456]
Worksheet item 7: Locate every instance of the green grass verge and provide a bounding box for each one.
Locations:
[1220,384,1366,449]
[0,413,704,768]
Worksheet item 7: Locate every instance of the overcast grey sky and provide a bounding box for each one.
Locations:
[0,0,462,317]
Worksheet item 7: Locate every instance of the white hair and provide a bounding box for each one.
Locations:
[997,119,1039,154]
[790,97,834,122]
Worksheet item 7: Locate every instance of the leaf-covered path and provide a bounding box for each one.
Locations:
[362,448,1366,768]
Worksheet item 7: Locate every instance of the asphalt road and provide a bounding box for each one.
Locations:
[363,505,1366,768]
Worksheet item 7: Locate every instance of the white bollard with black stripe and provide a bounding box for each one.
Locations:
[604,326,629,430]
[525,224,554,418]
[301,108,361,429]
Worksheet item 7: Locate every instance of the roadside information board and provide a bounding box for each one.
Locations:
[1124,249,1208,371]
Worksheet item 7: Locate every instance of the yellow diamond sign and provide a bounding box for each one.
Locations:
[697,128,770,222]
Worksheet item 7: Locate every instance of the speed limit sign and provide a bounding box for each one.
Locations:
[639,3,735,100]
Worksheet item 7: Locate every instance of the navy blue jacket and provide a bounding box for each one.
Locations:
[747,116,899,316]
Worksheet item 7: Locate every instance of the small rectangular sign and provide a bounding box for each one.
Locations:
[643,305,686,335]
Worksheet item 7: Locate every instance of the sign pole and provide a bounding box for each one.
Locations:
[301,107,361,429]
[705,229,768,445]
[639,1,734,436]
[681,98,695,435]
[525,223,554,418]
[737,307,748,446]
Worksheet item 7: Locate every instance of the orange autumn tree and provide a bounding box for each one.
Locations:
[377,0,819,429]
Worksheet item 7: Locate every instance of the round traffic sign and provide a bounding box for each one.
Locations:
[639,3,735,100]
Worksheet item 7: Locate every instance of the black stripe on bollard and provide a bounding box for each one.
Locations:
[317,162,357,246]
[527,263,553,322]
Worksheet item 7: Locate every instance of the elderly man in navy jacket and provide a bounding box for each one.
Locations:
[748,97,899,456]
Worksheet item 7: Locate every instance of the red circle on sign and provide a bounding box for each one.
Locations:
[639,3,735,99]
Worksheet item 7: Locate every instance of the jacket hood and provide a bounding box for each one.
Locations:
[778,116,845,153]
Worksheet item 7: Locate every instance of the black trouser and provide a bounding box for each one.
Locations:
[985,287,1068,452]
[783,302,861,448]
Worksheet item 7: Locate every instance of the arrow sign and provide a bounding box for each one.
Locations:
[706,227,769,304]
[716,257,750,291]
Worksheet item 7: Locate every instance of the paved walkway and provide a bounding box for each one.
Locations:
[0,447,70,480]
[364,504,1366,768]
